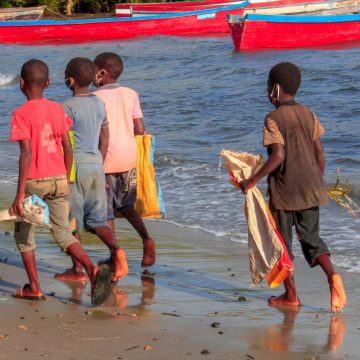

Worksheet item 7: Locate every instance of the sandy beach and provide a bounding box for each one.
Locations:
[1,187,359,360]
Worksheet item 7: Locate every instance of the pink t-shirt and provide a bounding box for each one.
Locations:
[10,98,72,179]
[93,84,143,173]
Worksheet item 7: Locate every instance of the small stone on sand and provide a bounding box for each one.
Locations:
[201,349,210,355]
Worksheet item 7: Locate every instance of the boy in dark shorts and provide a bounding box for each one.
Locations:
[55,57,128,284]
[10,59,111,306]
[240,62,346,313]
[93,52,156,268]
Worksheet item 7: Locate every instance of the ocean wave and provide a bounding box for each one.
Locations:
[160,218,246,243]
[0,73,18,87]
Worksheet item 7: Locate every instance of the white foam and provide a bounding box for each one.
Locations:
[0,73,17,86]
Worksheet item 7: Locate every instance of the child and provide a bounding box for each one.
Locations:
[10,59,111,306]
[240,62,347,313]
[55,57,128,284]
[92,52,156,268]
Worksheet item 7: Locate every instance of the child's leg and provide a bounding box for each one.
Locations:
[295,207,346,312]
[45,177,86,281]
[268,274,300,307]
[93,225,128,282]
[106,171,156,267]
[13,180,46,299]
[20,249,42,293]
[14,220,44,298]
[120,206,156,267]
[269,209,300,307]
[65,242,97,284]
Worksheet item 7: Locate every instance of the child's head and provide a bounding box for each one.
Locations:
[93,52,123,87]
[20,59,49,95]
[65,57,95,90]
[267,62,301,105]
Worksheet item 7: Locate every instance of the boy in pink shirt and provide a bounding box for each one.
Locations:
[10,59,111,306]
[93,52,156,268]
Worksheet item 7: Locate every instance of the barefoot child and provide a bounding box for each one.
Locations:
[10,59,111,306]
[55,57,128,283]
[93,52,156,268]
[240,62,347,313]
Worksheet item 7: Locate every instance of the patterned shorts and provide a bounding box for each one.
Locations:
[105,168,137,221]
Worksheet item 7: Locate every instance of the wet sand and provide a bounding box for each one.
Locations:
[0,182,359,359]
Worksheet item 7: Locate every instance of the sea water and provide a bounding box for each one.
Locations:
[0,37,359,272]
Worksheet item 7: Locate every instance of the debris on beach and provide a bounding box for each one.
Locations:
[201,349,210,355]
[16,324,27,331]
[211,322,220,328]
[162,312,181,317]
[327,169,358,217]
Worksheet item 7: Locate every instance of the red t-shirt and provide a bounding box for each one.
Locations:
[10,98,72,179]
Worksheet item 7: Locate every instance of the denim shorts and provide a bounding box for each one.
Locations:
[70,163,108,232]
[106,168,137,221]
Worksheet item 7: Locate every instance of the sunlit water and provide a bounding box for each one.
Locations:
[0,37,359,272]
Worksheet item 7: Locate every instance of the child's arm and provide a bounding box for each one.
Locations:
[10,140,32,216]
[62,132,73,184]
[134,117,145,135]
[240,143,285,194]
[313,138,326,175]
[99,127,110,162]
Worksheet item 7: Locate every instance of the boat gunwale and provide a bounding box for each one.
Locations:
[0,1,249,27]
[228,11,360,23]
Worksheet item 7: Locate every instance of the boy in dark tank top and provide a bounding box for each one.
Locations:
[240,62,346,313]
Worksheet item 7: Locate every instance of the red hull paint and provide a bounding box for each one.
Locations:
[229,17,360,49]
[0,7,245,44]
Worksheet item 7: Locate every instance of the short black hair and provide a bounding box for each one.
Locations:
[65,57,95,87]
[268,62,301,96]
[21,59,49,88]
[94,52,124,80]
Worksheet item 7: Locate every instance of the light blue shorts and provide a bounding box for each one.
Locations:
[70,163,108,233]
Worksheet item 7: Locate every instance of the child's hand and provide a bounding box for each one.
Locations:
[10,193,25,217]
[240,178,256,194]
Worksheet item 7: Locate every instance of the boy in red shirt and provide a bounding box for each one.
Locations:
[10,59,111,306]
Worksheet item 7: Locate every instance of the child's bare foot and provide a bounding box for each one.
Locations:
[112,248,129,283]
[54,268,88,282]
[268,293,300,307]
[329,273,347,313]
[141,238,156,268]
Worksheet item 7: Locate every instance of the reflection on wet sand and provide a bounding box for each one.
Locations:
[104,270,156,314]
[248,305,346,355]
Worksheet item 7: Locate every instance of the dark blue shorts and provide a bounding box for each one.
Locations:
[106,168,137,221]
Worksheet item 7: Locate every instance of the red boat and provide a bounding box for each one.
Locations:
[115,0,332,16]
[115,0,249,16]
[0,2,249,44]
[228,10,360,50]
